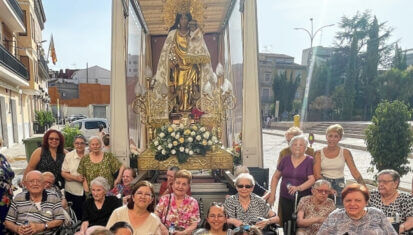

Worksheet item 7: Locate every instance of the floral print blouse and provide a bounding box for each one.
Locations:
[0,153,15,233]
[155,193,200,230]
[297,195,336,235]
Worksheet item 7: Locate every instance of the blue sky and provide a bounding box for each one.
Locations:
[42,0,413,70]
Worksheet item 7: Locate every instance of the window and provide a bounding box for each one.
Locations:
[70,122,82,129]
[85,121,107,130]
[19,10,28,36]
[262,88,270,98]
[264,73,272,82]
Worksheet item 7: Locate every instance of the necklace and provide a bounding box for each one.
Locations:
[178,30,189,36]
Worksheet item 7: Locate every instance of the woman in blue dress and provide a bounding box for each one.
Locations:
[0,137,15,233]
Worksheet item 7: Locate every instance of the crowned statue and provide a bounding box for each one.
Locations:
[154,0,215,115]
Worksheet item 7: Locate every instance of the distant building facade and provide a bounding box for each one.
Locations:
[48,65,110,120]
[258,53,307,118]
[406,49,413,67]
[0,0,49,147]
[301,46,334,66]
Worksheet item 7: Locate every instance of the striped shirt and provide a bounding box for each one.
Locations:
[6,190,65,235]
[224,193,271,225]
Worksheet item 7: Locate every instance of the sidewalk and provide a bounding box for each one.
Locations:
[263,128,367,151]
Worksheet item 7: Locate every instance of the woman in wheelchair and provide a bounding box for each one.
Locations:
[368,169,413,234]
[296,179,335,235]
[224,173,279,232]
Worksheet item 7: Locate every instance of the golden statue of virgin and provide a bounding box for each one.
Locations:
[154,0,215,113]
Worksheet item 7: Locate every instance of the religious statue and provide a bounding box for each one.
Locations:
[154,0,215,114]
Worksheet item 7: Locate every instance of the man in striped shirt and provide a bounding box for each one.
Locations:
[4,170,65,234]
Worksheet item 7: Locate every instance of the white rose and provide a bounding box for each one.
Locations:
[159,132,165,138]
[191,131,196,136]
[188,137,193,142]
[179,123,184,129]
[154,141,159,146]
[212,136,218,142]
[203,132,210,139]
[208,140,213,145]
[171,124,177,129]
[185,148,189,153]
[189,150,194,155]
[196,135,201,141]
[179,147,185,152]
[161,150,166,155]
[175,134,180,139]
[168,143,173,148]
[171,132,176,137]
[200,127,206,132]
[171,149,176,155]
[157,145,162,150]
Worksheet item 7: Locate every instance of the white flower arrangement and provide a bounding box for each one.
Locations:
[151,123,220,163]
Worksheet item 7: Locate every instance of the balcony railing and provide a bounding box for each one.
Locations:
[39,53,49,76]
[6,0,24,24]
[0,44,29,81]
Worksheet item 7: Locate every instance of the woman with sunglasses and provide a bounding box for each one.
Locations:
[224,173,279,230]
[24,129,67,189]
[296,179,335,235]
[106,181,166,234]
[61,134,88,220]
[268,135,315,229]
[194,202,232,235]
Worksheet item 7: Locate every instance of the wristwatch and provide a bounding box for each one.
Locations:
[44,223,49,230]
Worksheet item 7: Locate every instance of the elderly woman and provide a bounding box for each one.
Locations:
[0,137,14,234]
[107,180,166,234]
[318,183,397,234]
[79,177,122,235]
[278,127,315,166]
[313,124,365,206]
[368,169,413,234]
[155,169,200,235]
[296,179,336,235]
[77,136,125,194]
[268,135,315,227]
[25,129,67,189]
[224,173,279,230]
[194,202,232,235]
[61,134,87,219]
[108,167,136,203]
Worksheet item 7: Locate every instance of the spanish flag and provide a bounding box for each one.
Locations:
[49,35,57,65]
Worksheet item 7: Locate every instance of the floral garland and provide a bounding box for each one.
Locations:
[151,123,219,163]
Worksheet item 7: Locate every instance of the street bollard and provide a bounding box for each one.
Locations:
[293,115,300,127]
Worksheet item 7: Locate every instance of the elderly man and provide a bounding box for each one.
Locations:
[42,171,68,209]
[296,179,336,235]
[5,170,65,234]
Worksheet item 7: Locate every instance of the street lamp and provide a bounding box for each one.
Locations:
[294,18,334,123]
[294,18,334,65]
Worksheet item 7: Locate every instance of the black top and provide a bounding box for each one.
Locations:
[82,196,122,226]
[36,148,65,189]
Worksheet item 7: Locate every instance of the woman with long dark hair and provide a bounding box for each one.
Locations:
[194,202,232,235]
[24,129,67,189]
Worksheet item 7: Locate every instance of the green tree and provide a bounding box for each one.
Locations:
[365,100,412,176]
[376,67,413,104]
[272,71,301,115]
[392,43,407,70]
[61,125,82,149]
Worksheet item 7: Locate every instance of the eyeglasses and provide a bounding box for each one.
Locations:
[208,214,226,219]
[48,137,60,141]
[236,184,253,189]
[135,191,152,198]
[26,179,42,184]
[377,180,394,184]
[315,189,330,194]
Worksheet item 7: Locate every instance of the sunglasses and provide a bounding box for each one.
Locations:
[236,184,253,189]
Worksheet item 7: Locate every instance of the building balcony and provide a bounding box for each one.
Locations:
[0,44,29,86]
[38,53,49,79]
[0,0,25,32]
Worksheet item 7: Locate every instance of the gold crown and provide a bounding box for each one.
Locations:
[162,0,206,30]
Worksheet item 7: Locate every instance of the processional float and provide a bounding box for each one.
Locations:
[132,0,235,171]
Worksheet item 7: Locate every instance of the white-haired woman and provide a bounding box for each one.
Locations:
[296,179,336,235]
[268,135,315,228]
[77,136,125,194]
[224,173,279,230]
[79,177,122,235]
[368,169,413,234]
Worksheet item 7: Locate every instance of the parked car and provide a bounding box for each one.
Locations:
[66,114,87,123]
[69,118,109,140]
